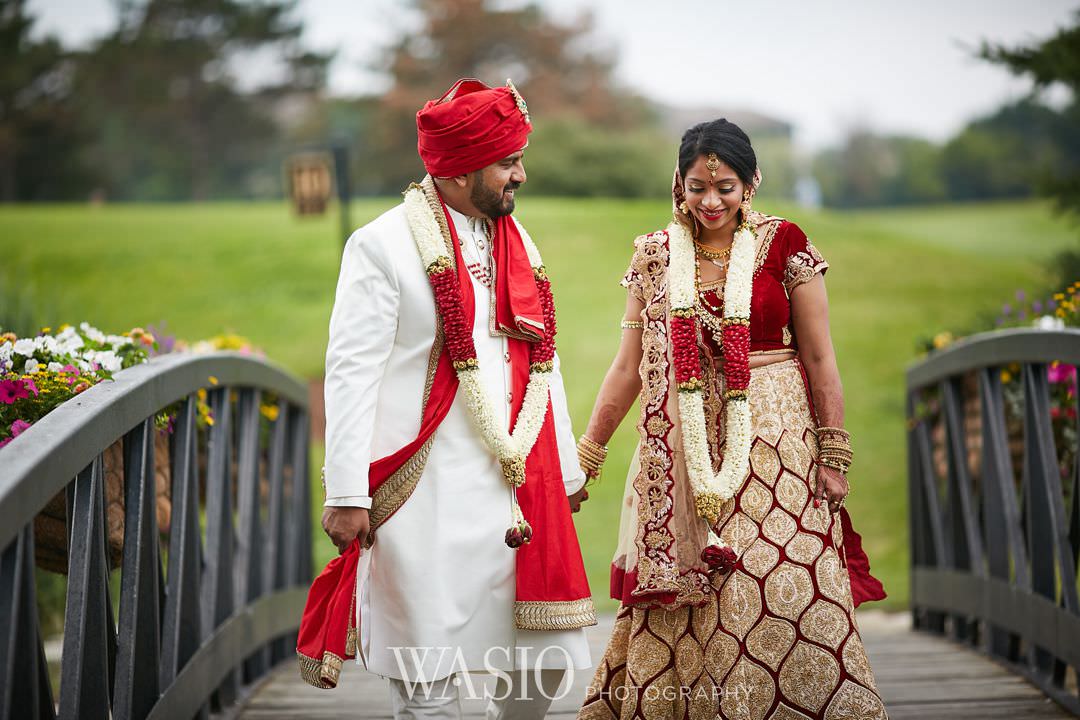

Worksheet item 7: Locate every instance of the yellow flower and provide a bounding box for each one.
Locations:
[40,327,51,334]
[1058,308,1068,318]
[1000,369,1012,383]
[208,375,219,386]
[1054,293,1066,301]
[58,323,71,331]
[260,404,280,422]
[205,415,215,426]
[197,388,207,401]
[932,332,954,349]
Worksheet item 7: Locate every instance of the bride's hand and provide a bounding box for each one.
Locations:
[814,465,849,514]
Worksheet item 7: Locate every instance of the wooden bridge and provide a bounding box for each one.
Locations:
[1,328,1078,719]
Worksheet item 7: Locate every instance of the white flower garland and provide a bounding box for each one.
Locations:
[404,186,551,485]
[667,219,757,507]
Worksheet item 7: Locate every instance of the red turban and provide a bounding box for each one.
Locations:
[416,78,532,177]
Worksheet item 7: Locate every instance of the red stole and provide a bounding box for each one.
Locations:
[297,199,591,688]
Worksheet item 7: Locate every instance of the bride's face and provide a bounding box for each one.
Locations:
[683,155,746,237]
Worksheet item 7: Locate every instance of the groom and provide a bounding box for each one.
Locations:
[318,78,593,720]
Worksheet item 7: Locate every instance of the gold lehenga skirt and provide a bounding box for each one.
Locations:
[578,359,888,720]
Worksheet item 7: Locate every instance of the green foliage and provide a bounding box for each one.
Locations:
[49,0,328,201]
[522,118,672,198]
[979,13,1080,219]
[813,132,947,208]
[0,0,90,201]
[751,135,798,200]
[942,99,1070,201]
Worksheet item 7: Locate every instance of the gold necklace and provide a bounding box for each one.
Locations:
[695,240,733,270]
[694,257,726,350]
[694,241,732,259]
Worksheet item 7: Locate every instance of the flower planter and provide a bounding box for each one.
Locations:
[33,432,172,574]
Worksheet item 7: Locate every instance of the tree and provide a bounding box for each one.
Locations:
[0,0,90,201]
[980,13,1080,217]
[812,130,946,208]
[941,99,1065,201]
[76,0,331,200]
[369,0,650,193]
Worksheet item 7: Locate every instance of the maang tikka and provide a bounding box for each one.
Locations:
[705,153,721,179]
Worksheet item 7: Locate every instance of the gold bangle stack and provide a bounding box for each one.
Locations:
[577,436,608,479]
[816,426,853,474]
[620,319,644,330]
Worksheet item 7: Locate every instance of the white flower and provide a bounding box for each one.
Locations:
[1034,315,1065,331]
[33,334,58,355]
[405,185,449,267]
[79,322,106,343]
[668,218,757,507]
[191,340,215,354]
[47,362,65,372]
[56,329,84,354]
[24,358,40,374]
[91,350,123,373]
[1,359,11,373]
[0,343,11,362]
[105,334,133,348]
[406,179,554,486]
[13,339,35,357]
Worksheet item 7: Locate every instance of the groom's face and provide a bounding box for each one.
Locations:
[468,147,527,218]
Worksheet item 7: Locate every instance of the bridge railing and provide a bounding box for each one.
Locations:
[906,328,1080,714]
[0,352,313,720]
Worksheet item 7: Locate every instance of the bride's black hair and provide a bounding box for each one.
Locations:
[678,119,756,186]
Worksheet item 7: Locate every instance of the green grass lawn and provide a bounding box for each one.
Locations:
[2,198,1075,612]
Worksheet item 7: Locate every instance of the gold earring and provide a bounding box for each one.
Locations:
[740,190,752,215]
[679,201,690,215]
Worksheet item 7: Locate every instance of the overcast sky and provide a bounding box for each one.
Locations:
[27,0,1079,149]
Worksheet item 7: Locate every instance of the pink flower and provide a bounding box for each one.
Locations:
[0,379,28,404]
[1048,363,1076,385]
[0,437,11,449]
[10,419,31,437]
[23,378,38,396]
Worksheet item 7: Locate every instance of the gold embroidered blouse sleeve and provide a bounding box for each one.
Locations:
[784,234,829,294]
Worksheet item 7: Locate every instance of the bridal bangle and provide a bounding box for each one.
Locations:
[620,319,644,330]
[577,436,608,479]
[816,426,853,474]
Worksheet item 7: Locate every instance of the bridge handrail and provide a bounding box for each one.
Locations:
[905,327,1080,716]
[0,352,313,719]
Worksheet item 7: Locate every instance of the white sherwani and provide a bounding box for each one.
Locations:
[323,202,591,682]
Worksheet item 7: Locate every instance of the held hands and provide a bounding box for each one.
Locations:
[814,465,849,515]
[568,487,589,514]
[321,506,371,554]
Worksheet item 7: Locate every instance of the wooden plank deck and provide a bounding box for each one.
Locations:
[237,611,1073,719]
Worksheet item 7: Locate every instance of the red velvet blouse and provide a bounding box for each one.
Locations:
[697,220,827,356]
[623,218,829,356]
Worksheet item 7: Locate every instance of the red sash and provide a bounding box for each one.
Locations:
[297,197,591,688]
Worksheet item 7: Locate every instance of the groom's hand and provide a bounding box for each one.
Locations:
[568,487,589,513]
[321,506,371,554]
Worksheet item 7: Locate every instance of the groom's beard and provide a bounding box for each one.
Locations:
[471,179,520,218]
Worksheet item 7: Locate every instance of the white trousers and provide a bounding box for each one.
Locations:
[388,669,566,720]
